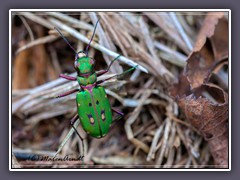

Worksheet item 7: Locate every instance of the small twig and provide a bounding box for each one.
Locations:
[17,12,54,29]
[169,12,193,51]
[45,12,94,31]
[139,17,159,63]
[16,35,59,54]
[18,15,35,41]
[155,117,171,167]
[154,41,187,67]
[147,124,164,161]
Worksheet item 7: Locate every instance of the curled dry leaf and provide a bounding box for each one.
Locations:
[186,12,228,89]
[170,74,228,168]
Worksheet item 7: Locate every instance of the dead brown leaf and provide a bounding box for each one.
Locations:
[13,40,31,90]
[170,74,228,168]
[186,12,228,89]
[32,26,48,86]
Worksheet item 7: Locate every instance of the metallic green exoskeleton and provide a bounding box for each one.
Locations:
[76,85,112,138]
[75,53,113,138]
[55,20,137,141]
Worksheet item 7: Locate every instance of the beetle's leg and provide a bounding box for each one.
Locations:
[97,65,137,84]
[96,70,108,77]
[56,89,79,98]
[112,108,124,116]
[70,114,83,141]
[96,55,121,77]
[70,114,84,156]
[59,74,77,81]
[112,108,124,122]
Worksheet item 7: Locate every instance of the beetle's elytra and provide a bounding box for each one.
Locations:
[77,85,112,138]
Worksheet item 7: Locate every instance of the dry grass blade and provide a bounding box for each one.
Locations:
[45,12,94,31]
[154,41,187,67]
[169,12,193,51]
[16,12,54,29]
[16,35,59,54]
[54,119,80,157]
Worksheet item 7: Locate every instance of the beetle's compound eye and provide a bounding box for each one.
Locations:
[74,61,79,68]
[90,58,95,65]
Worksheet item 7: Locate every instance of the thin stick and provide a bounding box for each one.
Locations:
[169,12,193,51]
[45,12,94,31]
[17,12,54,29]
[154,41,187,67]
[18,15,35,41]
[16,35,58,54]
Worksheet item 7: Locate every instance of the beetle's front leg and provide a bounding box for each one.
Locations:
[59,74,77,81]
[97,66,137,84]
[96,55,121,77]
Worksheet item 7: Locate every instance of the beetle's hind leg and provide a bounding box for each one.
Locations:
[70,114,85,157]
[112,108,124,122]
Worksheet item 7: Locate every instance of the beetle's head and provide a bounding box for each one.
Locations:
[54,19,100,76]
[74,51,95,75]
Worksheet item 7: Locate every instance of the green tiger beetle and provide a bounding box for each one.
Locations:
[54,20,137,144]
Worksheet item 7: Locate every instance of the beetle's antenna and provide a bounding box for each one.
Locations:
[54,27,77,55]
[85,19,100,57]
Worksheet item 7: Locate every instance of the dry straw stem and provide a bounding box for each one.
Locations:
[45,12,94,31]
[16,35,59,54]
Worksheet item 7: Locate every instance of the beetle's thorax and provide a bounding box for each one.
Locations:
[80,82,97,93]
[77,73,97,87]
[74,53,97,87]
